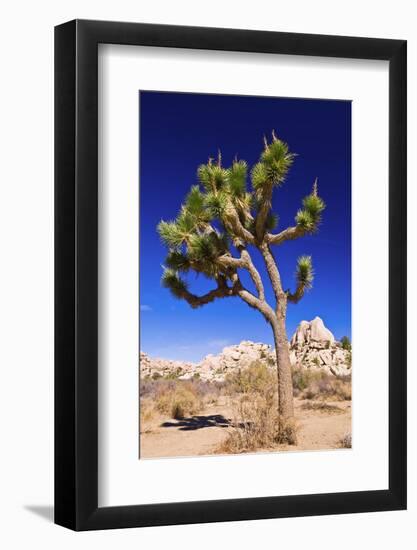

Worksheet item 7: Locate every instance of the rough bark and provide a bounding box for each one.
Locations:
[271,317,294,419]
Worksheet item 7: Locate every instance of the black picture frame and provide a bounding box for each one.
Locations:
[55,19,407,531]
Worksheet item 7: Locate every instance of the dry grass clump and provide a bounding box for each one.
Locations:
[338,432,352,448]
[140,378,177,399]
[225,359,277,395]
[171,388,200,419]
[218,361,297,453]
[218,397,297,454]
[292,368,326,394]
[140,378,224,421]
[277,417,298,445]
[300,401,344,414]
[139,401,156,433]
[155,386,201,419]
[292,368,351,401]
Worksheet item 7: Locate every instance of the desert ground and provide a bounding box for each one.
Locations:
[140,395,351,459]
[139,362,352,459]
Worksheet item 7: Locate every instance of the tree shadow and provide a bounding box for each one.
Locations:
[161,414,231,431]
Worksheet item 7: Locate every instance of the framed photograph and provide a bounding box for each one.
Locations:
[55,19,406,530]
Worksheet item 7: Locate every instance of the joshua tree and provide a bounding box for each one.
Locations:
[157,132,325,421]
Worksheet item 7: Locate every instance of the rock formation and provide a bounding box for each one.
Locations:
[288,317,350,377]
[140,318,351,381]
[139,351,196,380]
[290,316,335,347]
[197,341,274,381]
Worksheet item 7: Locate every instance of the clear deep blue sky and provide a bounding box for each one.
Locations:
[140,91,351,361]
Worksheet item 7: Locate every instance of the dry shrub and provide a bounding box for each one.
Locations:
[218,395,297,454]
[140,378,176,399]
[226,360,276,396]
[292,367,327,393]
[338,432,352,448]
[305,378,351,401]
[218,361,297,454]
[155,392,173,415]
[293,368,351,401]
[146,379,226,419]
[277,417,298,445]
[170,388,200,419]
[332,379,352,400]
[155,386,201,419]
[141,377,225,421]
[139,400,156,433]
[300,401,344,414]
[187,378,224,403]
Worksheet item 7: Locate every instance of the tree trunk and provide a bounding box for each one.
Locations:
[271,317,294,419]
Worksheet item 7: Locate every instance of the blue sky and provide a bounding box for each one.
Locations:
[140,91,351,361]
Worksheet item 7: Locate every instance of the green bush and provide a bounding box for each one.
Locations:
[340,336,351,351]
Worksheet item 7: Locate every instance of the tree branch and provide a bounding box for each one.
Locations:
[265,225,305,245]
[240,249,265,301]
[286,286,305,304]
[224,203,255,245]
[216,255,246,269]
[286,255,313,304]
[259,243,286,315]
[178,277,235,309]
[229,272,275,324]
[254,183,273,242]
[217,248,265,301]
[266,184,325,245]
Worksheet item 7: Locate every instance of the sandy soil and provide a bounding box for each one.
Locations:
[140,397,351,459]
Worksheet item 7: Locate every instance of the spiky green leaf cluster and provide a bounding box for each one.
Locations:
[188,233,216,262]
[259,137,295,185]
[227,160,247,197]
[161,268,188,298]
[157,220,185,249]
[295,209,315,231]
[185,185,205,217]
[187,231,229,277]
[157,186,215,250]
[197,163,228,192]
[251,162,269,191]
[295,193,325,233]
[176,208,196,234]
[302,194,325,221]
[203,191,228,219]
[165,250,191,272]
[296,255,314,290]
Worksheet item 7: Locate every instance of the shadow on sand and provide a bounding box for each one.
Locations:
[161,414,231,431]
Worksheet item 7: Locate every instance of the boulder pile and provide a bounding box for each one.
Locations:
[289,317,351,377]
